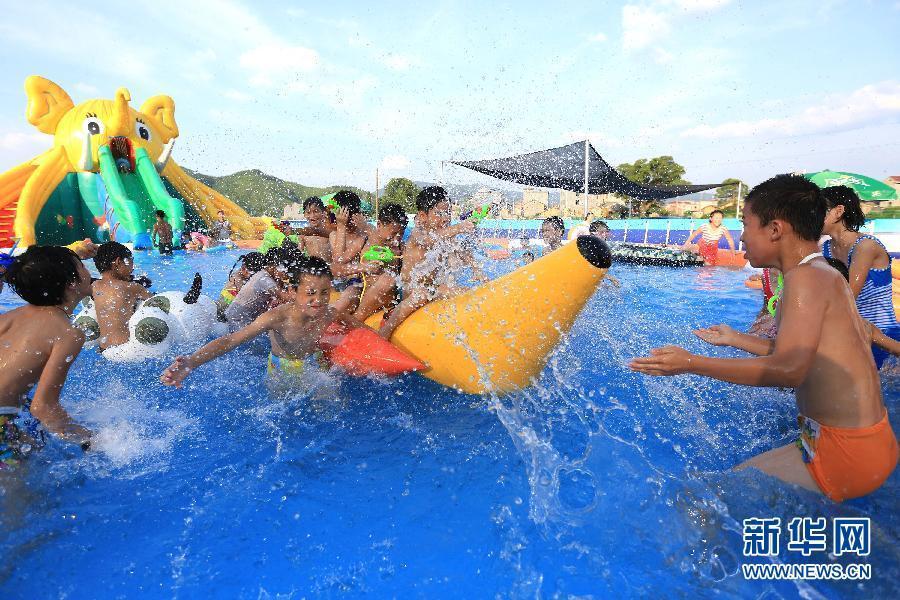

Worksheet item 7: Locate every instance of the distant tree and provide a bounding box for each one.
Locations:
[714,178,747,215]
[382,177,420,213]
[615,156,690,217]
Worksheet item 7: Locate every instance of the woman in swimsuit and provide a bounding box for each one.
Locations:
[821,185,900,368]
[683,209,736,265]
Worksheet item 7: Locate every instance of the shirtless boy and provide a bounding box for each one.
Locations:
[630,174,898,502]
[295,196,336,262]
[351,203,409,321]
[0,246,93,461]
[92,242,152,350]
[541,216,565,253]
[378,186,475,338]
[152,210,174,254]
[329,191,371,311]
[160,257,365,385]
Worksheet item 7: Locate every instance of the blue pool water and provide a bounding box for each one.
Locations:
[1,247,898,598]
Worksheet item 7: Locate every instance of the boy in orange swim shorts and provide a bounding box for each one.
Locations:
[631,174,898,502]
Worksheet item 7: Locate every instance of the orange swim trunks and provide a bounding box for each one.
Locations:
[797,412,899,502]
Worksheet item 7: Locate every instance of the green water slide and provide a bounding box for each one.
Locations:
[97,145,185,248]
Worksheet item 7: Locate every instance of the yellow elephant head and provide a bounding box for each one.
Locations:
[24,75,179,172]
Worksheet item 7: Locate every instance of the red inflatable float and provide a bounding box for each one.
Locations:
[318,323,425,377]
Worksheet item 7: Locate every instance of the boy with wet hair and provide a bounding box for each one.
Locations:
[152,210,174,254]
[631,173,897,502]
[161,257,367,385]
[296,196,336,262]
[541,216,565,252]
[0,246,94,460]
[352,202,410,320]
[378,186,476,338]
[92,242,153,351]
[589,220,611,241]
[329,190,371,306]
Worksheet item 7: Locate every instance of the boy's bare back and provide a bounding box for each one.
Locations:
[92,278,152,349]
[784,260,883,427]
[0,306,84,407]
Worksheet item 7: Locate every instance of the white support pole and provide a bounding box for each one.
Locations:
[735,181,742,219]
[665,220,671,245]
[643,221,649,244]
[623,220,629,243]
[440,161,445,186]
[583,139,590,221]
[375,168,380,218]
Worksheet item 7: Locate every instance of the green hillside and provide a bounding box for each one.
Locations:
[181,167,374,218]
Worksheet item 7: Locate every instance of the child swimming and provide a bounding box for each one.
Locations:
[0,246,94,461]
[631,174,898,502]
[295,196,336,262]
[160,257,366,386]
[329,190,370,311]
[540,216,565,253]
[152,210,174,254]
[92,242,153,351]
[216,252,266,317]
[223,248,294,332]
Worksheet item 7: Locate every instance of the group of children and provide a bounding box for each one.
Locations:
[151,209,232,254]
[2,176,897,504]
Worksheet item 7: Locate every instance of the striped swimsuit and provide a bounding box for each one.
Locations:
[824,235,900,368]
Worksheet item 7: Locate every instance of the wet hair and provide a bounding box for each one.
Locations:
[744,174,825,242]
[4,245,82,306]
[825,256,850,281]
[378,202,409,228]
[288,255,332,286]
[263,247,286,267]
[416,186,449,212]
[589,220,610,234]
[155,210,166,219]
[241,252,265,273]
[217,209,225,215]
[542,216,565,234]
[303,196,325,212]
[821,185,866,232]
[94,241,133,272]
[709,209,724,219]
[334,190,361,217]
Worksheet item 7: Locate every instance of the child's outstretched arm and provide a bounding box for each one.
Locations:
[683,228,701,246]
[438,219,476,239]
[30,328,92,447]
[632,268,823,387]
[693,324,774,356]
[160,310,278,388]
[723,229,736,253]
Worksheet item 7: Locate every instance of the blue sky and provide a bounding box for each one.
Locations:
[1,0,898,191]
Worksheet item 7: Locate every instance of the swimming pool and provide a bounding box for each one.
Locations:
[1,247,898,598]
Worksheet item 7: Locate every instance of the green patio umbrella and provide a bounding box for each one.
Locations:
[804,170,898,201]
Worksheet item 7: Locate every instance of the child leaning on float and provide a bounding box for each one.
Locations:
[631,174,898,502]
[159,256,423,387]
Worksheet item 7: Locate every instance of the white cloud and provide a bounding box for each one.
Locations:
[653,47,675,64]
[587,32,608,43]
[622,5,671,52]
[380,155,410,170]
[239,43,319,83]
[681,81,900,139]
[0,131,47,151]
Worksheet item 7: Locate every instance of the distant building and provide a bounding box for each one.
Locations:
[283,202,303,220]
[517,188,549,218]
[886,176,900,207]
[665,199,718,217]
[559,190,617,218]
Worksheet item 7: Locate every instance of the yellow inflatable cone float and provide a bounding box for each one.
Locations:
[0,75,269,250]
[365,236,612,394]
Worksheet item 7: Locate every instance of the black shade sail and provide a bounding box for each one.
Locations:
[451,141,722,201]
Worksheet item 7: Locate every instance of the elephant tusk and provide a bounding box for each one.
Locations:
[156,139,175,172]
[78,133,94,171]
